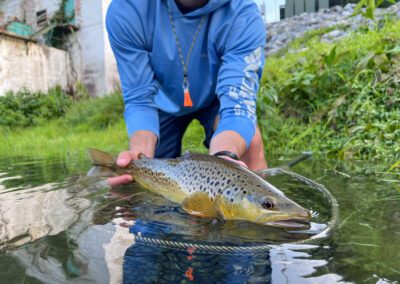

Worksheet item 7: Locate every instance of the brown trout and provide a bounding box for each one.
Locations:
[88,149,311,228]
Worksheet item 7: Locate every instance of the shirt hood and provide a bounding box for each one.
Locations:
[168,0,232,17]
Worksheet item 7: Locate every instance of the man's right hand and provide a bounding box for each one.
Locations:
[108,130,157,186]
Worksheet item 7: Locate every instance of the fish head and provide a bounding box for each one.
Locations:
[217,180,311,229]
[249,189,311,229]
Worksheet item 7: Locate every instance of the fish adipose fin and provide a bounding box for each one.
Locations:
[182,192,221,218]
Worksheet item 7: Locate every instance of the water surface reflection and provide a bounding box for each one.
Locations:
[0,155,399,283]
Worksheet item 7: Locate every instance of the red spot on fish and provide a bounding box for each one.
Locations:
[185,267,194,281]
[187,255,193,261]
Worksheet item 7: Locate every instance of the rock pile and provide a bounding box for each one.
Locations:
[266,3,400,56]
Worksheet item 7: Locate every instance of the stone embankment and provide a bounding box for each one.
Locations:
[266,3,400,56]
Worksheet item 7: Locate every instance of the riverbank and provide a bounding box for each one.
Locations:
[0,17,398,175]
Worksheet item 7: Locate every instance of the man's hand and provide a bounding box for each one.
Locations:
[218,155,248,168]
[108,130,157,186]
[210,128,267,171]
[209,130,248,167]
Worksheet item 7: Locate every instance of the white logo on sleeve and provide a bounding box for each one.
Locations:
[228,47,263,123]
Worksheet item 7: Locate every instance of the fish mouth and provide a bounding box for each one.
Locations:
[257,210,311,230]
[265,218,311,230]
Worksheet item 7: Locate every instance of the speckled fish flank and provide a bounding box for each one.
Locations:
[88,149,311,228]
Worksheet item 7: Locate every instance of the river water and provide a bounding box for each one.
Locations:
[0,154,399,283]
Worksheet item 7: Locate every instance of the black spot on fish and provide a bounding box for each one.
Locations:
[234,187,239,192]
[215,182,219,186]
[226,179,232,185]
[230,198,234,203]
[226,190,231,195]
[243,190,247,194]
[207,177,210,183]
[218,189,222,193]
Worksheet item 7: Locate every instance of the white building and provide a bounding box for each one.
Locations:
[0,0,118,97]
[256,0,286,23]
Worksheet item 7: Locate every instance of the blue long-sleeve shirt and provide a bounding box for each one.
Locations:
[106,0,265,147]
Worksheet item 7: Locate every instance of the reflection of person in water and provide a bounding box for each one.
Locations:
[99,188,272,283]
[123,220,272,284]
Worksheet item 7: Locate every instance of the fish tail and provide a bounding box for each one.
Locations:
[87,148,117,177]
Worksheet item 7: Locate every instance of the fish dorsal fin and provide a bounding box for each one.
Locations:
[137,153,149,160]
[182,192,220,218]
[87,148,115,167]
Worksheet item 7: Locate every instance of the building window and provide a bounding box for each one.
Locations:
[36,9,47,28]
[329,0,343,6]
[280,5,286,19]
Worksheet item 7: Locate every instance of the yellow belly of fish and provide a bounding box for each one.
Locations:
[134,176,188,204]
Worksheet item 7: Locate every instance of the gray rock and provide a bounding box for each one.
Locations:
[266,2,400,56]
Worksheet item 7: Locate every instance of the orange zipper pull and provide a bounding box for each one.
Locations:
[183,76,193,108]
[184,87,193,107]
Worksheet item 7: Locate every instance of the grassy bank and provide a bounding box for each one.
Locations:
[258,19,400,173]
[0,93,126,159]
[0,19,399,174]
[0,91,207,159]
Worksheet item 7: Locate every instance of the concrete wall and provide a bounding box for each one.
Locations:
[102,0,119,94]
[0,0,120,97]
[0,34,73,95]
[68,0,119,96]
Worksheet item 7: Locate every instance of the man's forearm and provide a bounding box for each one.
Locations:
[129,130,158,158]
[209,130,247,158]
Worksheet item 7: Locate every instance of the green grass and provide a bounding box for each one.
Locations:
[0,92,207,159]
[0,93,128,159]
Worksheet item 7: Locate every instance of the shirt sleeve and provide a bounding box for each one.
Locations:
[213,4,266,148]
[106,1,159,139]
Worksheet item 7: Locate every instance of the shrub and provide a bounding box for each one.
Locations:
[0,87,72,128]
[258,19,400,163]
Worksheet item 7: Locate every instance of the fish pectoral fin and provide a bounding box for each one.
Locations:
[214,195,233,220]
[182,192,221,218]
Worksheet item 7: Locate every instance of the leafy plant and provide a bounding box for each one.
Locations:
[0,87,72,128]
[352,0,396,20]
[258,19,400,171]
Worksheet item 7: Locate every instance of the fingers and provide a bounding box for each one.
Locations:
[109,151,138,187]
[219,156,248,168]
[117,151,135,167]
[108,175,134,187]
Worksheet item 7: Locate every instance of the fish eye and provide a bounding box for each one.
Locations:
[261,200,275,210]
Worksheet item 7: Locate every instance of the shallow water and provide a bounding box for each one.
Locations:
[0,155,399,283]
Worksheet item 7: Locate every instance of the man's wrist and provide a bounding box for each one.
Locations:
[129,130,157,158]
[213,151,239,161]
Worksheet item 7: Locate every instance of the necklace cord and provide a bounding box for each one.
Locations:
[166,2,207,85]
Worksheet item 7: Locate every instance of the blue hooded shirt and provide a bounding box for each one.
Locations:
[106,0,265,147]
